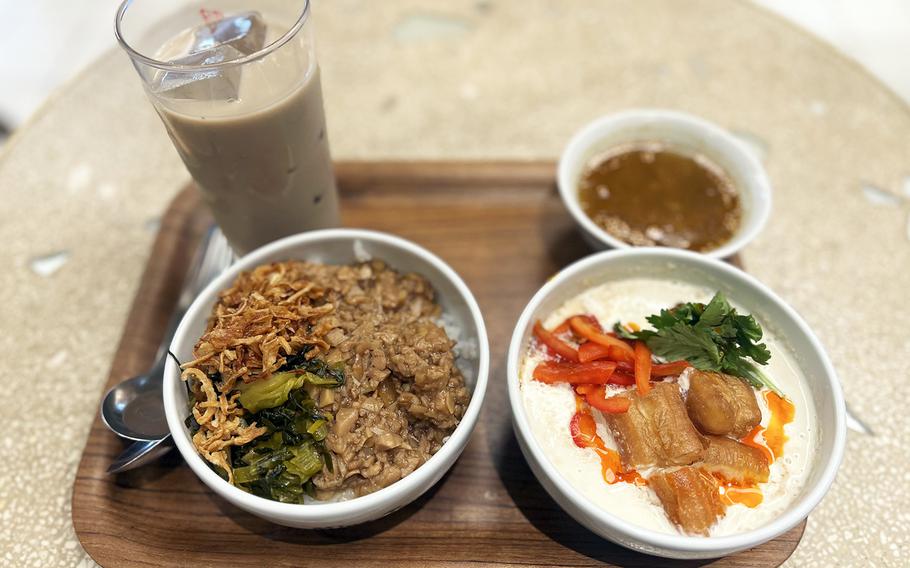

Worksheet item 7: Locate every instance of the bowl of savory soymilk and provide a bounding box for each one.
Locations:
[557,110,772,259]
[507,248,845,559]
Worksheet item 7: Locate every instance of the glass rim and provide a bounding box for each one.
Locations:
[114,0,311,72]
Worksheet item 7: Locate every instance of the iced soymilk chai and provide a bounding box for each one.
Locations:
[118,6,338,255]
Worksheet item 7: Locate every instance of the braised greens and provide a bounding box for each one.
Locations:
[280,346,345,387]
[186,348,344,503]
[230,387,334,502]
[237,370,338,413]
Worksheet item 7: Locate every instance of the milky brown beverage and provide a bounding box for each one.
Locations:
[149,15,338,255]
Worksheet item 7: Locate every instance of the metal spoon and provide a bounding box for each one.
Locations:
[101,355,170,442]
[102,227,234,473]
[107,436,174,474]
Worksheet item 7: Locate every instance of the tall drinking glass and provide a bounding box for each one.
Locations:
[116,0,338,255]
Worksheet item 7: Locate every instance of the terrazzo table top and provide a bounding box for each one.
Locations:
[1,0,908,566]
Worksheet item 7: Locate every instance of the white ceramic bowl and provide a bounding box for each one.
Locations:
[164,229,490,528]
[507,247,844,559]
[557,109,772,259]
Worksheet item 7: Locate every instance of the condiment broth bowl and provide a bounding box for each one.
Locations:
[163,229,490,528]
[507,247,845,559]
[557,109,772,259]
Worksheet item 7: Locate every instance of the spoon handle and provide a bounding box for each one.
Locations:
[107,436,173,474]
[155,227,234,363]
[149,228,235,377]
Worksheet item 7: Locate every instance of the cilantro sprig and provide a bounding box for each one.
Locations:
[614,292,782,395]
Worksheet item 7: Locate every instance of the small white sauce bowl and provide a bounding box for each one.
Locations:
[507,247,845,559]
[557,109,772,259]
[164,229,489,528]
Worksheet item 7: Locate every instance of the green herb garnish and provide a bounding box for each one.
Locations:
[614,291,782,395]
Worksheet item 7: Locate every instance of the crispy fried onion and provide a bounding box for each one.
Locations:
[181,262,335,390]
[181,367,267,482]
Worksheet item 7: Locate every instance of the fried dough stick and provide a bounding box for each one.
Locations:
[651,467,725,535]
[606,382,704,469]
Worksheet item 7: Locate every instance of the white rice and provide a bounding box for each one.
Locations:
[353,239,372,262]
[437,312,478,384]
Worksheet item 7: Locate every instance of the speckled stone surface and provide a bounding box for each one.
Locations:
[1,0,908,566]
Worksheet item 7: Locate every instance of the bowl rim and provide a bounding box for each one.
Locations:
[556,108,773,260]
[163,228,490,519]
[506,247,845,553]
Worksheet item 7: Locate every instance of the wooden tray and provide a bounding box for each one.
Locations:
[72,161,804,567]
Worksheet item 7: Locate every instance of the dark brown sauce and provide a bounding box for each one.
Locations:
[578,145,742,252]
